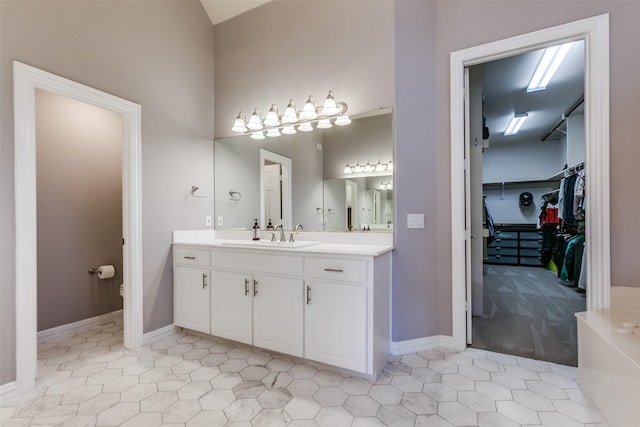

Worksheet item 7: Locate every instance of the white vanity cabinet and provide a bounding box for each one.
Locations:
[173,247,211,334]
[210,248,305,357]
[305,256,370,373]
[172,242,391,377]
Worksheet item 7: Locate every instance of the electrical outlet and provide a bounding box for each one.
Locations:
[217,216,224,226]
[205,216,212,227]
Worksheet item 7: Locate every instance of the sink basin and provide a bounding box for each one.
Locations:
[222,240,319,249]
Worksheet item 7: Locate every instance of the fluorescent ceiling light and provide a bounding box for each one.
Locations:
[527,42,574,92]
[504,113,528,136]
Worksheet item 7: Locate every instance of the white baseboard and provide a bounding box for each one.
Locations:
[391,335,457,355]
[0,381,17,401]
[143,324,178,346]
[38,310,123,344]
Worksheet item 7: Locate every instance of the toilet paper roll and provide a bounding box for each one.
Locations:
[97,265,115,279]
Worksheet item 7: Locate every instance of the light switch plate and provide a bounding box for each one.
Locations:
[407,213,425,229]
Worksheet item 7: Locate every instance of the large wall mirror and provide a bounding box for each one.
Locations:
[214,108,393,232]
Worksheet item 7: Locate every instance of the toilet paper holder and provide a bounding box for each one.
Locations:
[88,268,98,275]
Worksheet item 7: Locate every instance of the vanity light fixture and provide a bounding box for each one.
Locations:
[527,42,574,92]
[231,91,349,139]
[344,160,393,174]
[504,112,528,136]
[379,182,393,190]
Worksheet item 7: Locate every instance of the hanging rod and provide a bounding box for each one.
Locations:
[541,96,584,142]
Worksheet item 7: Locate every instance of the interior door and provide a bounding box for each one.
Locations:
[264,163,282,225]
[464,67,473,344]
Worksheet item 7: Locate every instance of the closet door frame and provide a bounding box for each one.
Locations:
[450,14,610,350]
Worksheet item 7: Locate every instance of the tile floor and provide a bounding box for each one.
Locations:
[0,318,608,426]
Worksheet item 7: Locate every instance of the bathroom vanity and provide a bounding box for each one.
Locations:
[172,230,393,378]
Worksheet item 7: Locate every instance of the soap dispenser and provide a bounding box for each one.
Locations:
[252,219,261,241]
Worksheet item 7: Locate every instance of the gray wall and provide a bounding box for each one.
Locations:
[483,139,566,184]
[484,182,561,225]
[36,90,123,331]
[216,0,640,344]
[432,1,640,342]
[0,1,214,384]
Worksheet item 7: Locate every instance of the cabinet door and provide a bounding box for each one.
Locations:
[211,270,252,345]
[304,281,367,372]
[252,275,304,357]
[174,266,210,334]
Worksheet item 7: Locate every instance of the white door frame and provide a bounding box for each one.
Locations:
[450,15,610,350]
[13,61,143,391]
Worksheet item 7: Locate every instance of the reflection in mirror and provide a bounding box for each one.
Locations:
[260,149,292,229]
[214,109,393,232]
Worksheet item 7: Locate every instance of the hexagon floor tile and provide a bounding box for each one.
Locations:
[0,317,607,426]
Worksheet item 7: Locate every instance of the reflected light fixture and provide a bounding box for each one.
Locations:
[527,42,574,92]
[231,91,350,139]
[344,160,393,174]
[504,112,528,136]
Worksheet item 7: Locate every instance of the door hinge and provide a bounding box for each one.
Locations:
[465,300,471,312]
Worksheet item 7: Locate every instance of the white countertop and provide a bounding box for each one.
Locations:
[172,230,394,257]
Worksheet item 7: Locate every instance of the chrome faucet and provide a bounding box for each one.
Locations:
[289,224,304,242]
[274,224,286,242]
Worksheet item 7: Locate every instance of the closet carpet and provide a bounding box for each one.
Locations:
[472,264,586,367]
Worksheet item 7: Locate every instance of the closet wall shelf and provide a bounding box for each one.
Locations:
[483,179,561,186]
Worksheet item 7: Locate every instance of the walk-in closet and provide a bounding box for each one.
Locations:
[467,41,586,366]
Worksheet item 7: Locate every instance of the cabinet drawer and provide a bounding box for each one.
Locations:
[520,231,542,240]
[487,247,518,256]
[211,249,304,276]
[307,257,368,284]
[520,239,542,249]
[174,247,210,267]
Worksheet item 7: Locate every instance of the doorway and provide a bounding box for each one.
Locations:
[467,44,586,365]
[450,15,611,352]
[13,62,143,392]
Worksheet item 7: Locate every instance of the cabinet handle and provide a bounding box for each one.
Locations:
[183,256,196,260]
[253,280,258,296]
[202,273,208,289]
[324,268,344,273]
[244,278,250,296]
[306,285,311,304]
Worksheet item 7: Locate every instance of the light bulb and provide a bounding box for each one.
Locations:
[386,160,393,171]
[282,100,298,124]
[317,118,332,129]
[281,126,296,135]
[264,104,280,127]
[344,164,352,174]
[364,162,373,172]
[246,109,263,130]
[335,115,351,126]
[250,131,265,140]
[266,128,281,138]
[375,161,385,172]
[354,163,362,173]
[231,112,247,133]
[321,90,339,115]
[300,95,317,120]
[298,122,313,132]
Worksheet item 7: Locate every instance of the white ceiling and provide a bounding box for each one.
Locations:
[200,0,271,26]
[480,41,585,145]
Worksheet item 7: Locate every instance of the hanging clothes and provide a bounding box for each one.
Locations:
[560,234,585,284]
[578,242,587,291]
[563,174,578,222]
[574,169,586,221]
